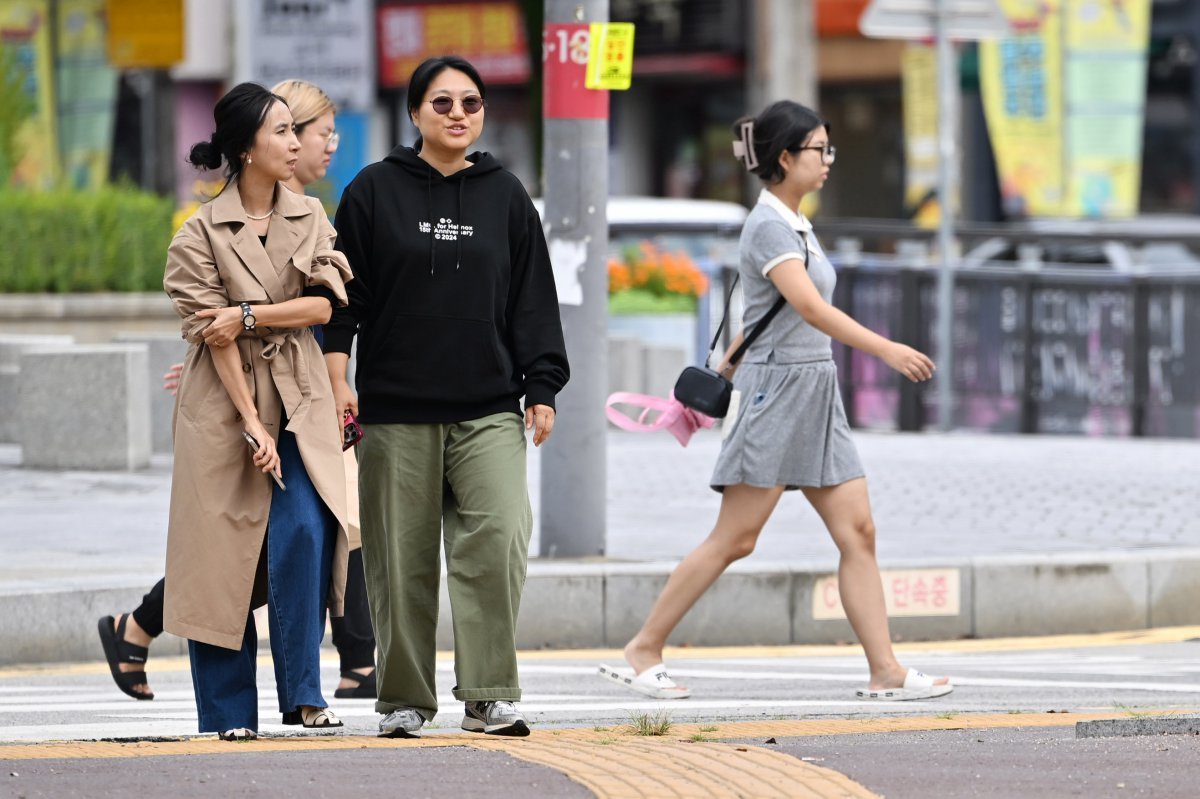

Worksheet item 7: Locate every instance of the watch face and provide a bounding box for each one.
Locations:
[243,314,256,328]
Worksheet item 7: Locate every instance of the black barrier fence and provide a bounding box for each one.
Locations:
[716,263,1200,438]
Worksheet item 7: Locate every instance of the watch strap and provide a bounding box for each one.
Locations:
[239,302,255,330]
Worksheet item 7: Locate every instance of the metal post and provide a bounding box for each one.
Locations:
[934,0,958,430]
[539,0,609,557]
[745,0,817,203]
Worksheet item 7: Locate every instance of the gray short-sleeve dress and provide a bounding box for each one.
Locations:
[710,190,864,492]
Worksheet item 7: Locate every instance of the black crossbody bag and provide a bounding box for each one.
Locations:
[672,232,807,418]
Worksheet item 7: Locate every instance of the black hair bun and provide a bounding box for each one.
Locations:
[188,140,223,170]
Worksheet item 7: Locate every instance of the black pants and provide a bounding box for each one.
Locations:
[132,549,376,671]
[131,578,166,638]
[329,548,375,671]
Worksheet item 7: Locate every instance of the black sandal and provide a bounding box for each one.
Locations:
[333,668,377,699]
[97,614,154,701]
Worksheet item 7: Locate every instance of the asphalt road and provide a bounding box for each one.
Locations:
[1,629,1198,797]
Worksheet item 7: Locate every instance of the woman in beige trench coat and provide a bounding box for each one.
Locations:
[162,83,351,741]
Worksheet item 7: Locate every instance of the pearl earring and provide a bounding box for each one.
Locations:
[247,155,253,166]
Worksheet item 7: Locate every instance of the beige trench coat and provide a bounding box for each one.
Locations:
[162,181,352,651]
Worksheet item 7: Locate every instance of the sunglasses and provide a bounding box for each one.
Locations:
[429,95,485,115]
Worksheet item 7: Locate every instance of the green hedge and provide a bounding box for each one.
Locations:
[609,288,698,315]
[0,187,175,292]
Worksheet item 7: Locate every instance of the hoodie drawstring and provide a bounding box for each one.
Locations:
[456,178,464,271]
[426,163,467,275]
[426,168,435,275]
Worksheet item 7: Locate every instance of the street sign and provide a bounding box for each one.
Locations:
[585,22,635,90]
[106,0,184,68]
[859,0,1009,40]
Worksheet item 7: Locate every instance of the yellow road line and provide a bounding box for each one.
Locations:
[5,625,1197,679]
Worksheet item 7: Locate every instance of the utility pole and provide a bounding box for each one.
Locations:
[539,0,609,557]
[747,0,818,112]
[934,0,957,430]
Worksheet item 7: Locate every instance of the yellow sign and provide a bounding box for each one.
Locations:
[901,43,941,226]
[979,0,1066,217]
[813,568,961,620]
[585,22,635,90]
[106,0,183,68]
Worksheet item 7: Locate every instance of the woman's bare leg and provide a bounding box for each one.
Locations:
[624,483,785,679]
[802,477,948,690]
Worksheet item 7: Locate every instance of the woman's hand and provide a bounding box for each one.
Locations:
[330,379,359,418]
[162,362,184,395]
[884,343,936,383]
[243,416,282,481]
[525,404,555,447]
[197,306,244,349]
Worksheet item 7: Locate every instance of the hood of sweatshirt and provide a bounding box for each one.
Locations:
[383,146,505,275]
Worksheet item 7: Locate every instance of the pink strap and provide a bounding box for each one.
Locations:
[605,392,715,447]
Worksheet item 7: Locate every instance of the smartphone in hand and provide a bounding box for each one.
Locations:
[242,431,286,491]
[342,411,364,450]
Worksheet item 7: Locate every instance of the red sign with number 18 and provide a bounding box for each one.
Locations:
[543,23,608,120]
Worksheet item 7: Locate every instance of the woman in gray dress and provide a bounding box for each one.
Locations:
[603,100,952,702]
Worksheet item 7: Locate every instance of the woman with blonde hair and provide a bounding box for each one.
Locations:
[271,79,377,701]
[272,79,340,192]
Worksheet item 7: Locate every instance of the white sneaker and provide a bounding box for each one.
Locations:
[461,700,530,736]
[379,707,424,738]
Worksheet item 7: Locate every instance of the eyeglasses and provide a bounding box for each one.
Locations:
[429,95,485,115]
[323,131,340,152]
[795,144,836,164]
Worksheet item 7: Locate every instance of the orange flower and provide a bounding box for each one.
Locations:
[607,258,632,293]
[609,240,707,299]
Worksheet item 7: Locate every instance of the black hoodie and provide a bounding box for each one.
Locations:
[324,147,569,424]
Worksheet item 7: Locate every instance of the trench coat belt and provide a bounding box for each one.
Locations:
[259,330,315,431]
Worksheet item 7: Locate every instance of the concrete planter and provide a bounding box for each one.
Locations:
[0,292,177,343]
[607,313,698,364]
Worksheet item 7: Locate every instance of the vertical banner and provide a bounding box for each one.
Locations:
[901,43,941,226]
[1063,0,1150,217]
[56,0,118,189]
[0,0,58,188]
[979,0,1065,217]
[543,23,607,120]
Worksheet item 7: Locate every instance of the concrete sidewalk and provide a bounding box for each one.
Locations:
[1,430,1198,664]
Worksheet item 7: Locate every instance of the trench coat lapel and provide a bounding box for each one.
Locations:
[266,186,314,280]
[213,181,311,303]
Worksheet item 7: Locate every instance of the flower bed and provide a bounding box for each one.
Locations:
[608,241,708,315]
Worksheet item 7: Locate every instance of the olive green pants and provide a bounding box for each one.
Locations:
[357,412,532,721]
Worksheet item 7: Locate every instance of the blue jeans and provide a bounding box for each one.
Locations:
[188,426,335,732]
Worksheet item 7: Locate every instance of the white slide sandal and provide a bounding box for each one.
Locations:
[856,667,954,701]
[598,663,692,700]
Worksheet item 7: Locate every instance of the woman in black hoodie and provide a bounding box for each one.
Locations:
[324,56,568,739]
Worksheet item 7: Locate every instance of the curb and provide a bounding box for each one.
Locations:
[1076,716,1200,738]
[6,548,1200,666]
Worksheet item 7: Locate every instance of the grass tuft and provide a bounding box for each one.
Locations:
[628,710,672,736]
